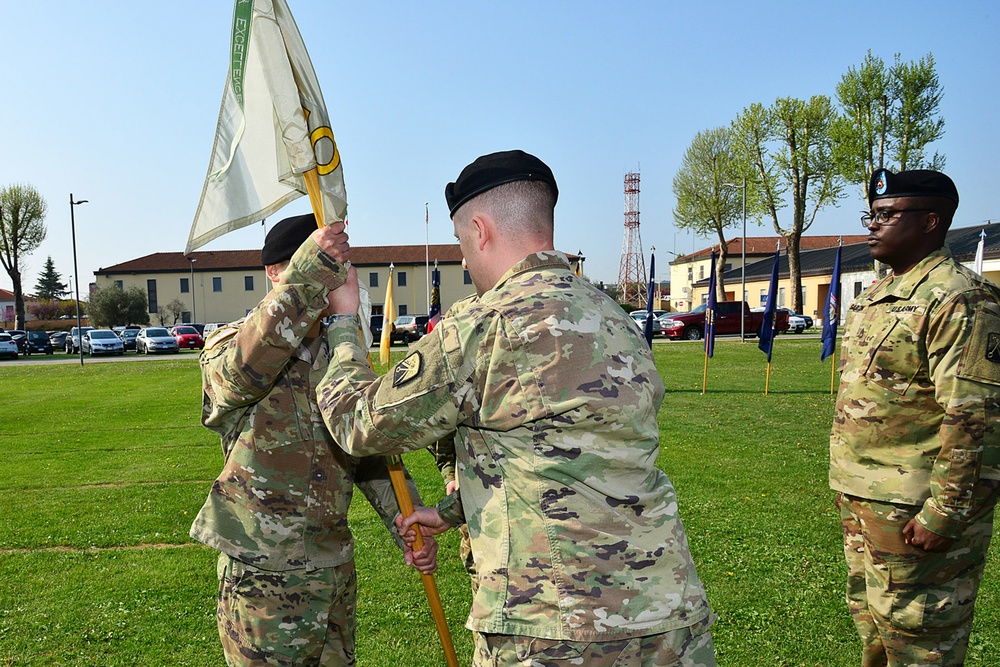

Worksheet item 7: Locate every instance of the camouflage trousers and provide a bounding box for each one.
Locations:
[838,493,996,667]
[458,523,479,595]
[472,615,715,667]
[216,554,358,667]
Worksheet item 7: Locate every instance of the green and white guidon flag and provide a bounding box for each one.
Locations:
[187,0,347,254]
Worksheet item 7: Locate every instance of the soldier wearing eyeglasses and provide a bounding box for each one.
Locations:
[831,169,1000,666]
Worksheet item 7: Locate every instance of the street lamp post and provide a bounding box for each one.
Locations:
[189,257,198,324]
[724,178,748,340]
[70,194,88,366]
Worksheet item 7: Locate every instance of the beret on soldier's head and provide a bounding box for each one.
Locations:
[868,169,959,206]
[445,149,558,216]
[260,213,318,265]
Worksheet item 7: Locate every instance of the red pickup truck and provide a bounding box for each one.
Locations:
[659,301,789,340]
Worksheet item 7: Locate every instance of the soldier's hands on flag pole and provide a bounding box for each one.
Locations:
[310,222,351,264]
[328,266,361,315]
[397,507,451,538]
[393,512,441,574]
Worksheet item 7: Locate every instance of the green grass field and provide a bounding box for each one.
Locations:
[1,339,997,666]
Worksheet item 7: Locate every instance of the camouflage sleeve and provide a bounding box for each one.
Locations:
[917,289,1000,538]
[352,455,424,549]
[317,313,477,458]
[201,238,346,415]
[428,436,457,484]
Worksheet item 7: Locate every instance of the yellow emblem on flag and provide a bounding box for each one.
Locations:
[392,352,422,387]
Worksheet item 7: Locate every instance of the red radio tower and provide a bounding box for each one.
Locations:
[617,172,646,305]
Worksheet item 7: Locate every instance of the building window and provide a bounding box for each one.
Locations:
[699,266,704,280]
[854,281,864,298]
[213,277,222,292]
[147,279,158,313]
[724,263,733,272]
[464,270,472,285]
[399,304,408,315]
[180,277,189,294]
[398,271,407,287]
[369,272,379,288]
[778,287,786,307]
[244,276,254,291]
[759,289,767,306]
[181,311,191,322]
[115,280,124,290]
[687,267,693,281]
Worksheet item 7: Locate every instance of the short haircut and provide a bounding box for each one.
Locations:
[455,180,555,238]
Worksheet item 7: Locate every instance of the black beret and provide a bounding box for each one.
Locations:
[445,149,558,216]
[261,213,318,265]
[868,169,959,206]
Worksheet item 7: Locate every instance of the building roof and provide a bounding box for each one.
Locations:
[672,235,869,264]
[692,222,1000,287]
[0,288,14,301]
[96,244,468,275]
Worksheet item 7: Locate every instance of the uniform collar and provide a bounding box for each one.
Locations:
[876,247,952,301]
[492,250,570,291]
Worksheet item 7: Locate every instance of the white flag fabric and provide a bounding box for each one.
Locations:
[975,230,986,275]
[186,0,347,254]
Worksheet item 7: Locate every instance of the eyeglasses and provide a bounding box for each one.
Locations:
[860,208,934,228]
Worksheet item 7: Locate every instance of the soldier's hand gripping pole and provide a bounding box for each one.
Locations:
[386,454,460,667]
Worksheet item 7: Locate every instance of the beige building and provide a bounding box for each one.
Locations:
[668,236,867,313]
[94,244,478,325]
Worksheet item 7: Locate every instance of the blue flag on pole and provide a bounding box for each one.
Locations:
[758,249,780,362]
[705,250,717,358]
[643,252,656,348]
[820,244,842,361]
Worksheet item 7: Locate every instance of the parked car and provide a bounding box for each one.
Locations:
[25,330,54,355]
[116,326,141,351]
[49,331,68,349]
[777,308,813,333]
[170,325,205,350]
[7,330,27,353]
[628,311,663,336]
[660,301,789,340]
[66,326,95,354]
[369,314,384,343]
[82,329,125,356]
[184,323,206,335]
[203,322,228,336]
[391,315,429,344]
[136,327,179,354]
[0,333,18,360]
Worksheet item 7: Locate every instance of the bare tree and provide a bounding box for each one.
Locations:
[0,184,48,328]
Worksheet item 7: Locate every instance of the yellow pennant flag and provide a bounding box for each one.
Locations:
[380,265,395,365]
[186,0,347,253]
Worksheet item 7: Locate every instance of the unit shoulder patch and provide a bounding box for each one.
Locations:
[392,351,422,387]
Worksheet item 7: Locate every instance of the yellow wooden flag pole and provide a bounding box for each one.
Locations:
[302,167,460,667]
[387,455,461,667]
[765,361,772,396]
[701,347,709,395]
[830,353,837,395]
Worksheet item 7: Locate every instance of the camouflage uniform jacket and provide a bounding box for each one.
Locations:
[318,251,711,641]
[189,239,406,571]
[830,247,1000,539]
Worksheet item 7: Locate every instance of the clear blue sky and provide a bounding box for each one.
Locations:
[2,1,998,293]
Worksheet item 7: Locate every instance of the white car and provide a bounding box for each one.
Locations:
[0,333,18,360]
[82,329,125,356]
[629,311,663,336]
[136,327,180,354]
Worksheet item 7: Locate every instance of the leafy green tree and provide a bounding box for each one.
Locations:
[33,256,68,300]
[732,97,845,313]
[0,184,48,328]
[88,285,150,328]
[672,127,751,301]
[832,51,945,197]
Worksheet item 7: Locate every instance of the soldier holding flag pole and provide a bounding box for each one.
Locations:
[186,2,457,665]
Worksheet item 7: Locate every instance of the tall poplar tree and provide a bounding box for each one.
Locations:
[732,97,845,314]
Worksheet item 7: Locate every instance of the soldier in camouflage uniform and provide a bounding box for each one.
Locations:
[189,214,436,667]
[831,169,1000,666]
[317,151,715,667]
